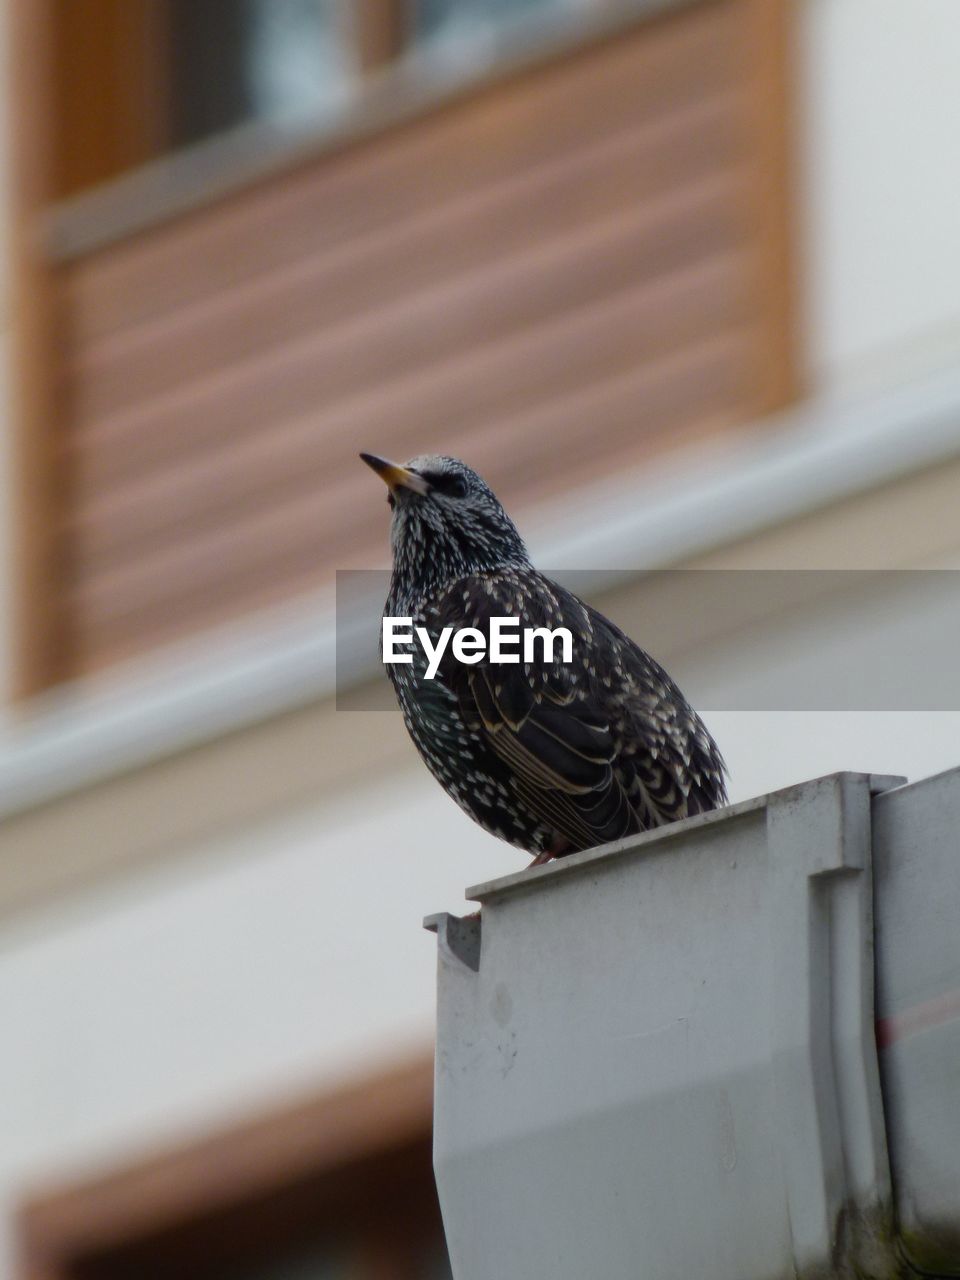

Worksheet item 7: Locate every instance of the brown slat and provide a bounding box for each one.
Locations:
[70,90,745,422]
[65,1,743,343]
[68,165,748,479]
[8,0,72,697]
[67,250,751,566]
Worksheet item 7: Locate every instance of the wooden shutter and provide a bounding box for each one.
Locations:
[23,0,796,687]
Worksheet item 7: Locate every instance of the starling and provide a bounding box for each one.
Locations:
[361,453,727,864]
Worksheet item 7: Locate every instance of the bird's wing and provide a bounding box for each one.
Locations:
[582,600,728,822]
[428,572,649,850]
[429,571,727,849]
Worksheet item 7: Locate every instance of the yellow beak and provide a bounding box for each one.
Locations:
[360,453,430,495]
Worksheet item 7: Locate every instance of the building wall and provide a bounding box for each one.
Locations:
[801,0,960,396]
[1,1,960,1276]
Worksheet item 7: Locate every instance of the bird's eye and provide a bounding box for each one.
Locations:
[387,493,396,510]
[427,473,469,499]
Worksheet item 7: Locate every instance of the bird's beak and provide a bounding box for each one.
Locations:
[359,452,430,496]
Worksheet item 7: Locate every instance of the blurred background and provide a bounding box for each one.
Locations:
[1,0,959,1276]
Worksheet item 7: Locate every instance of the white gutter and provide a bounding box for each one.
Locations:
[1,365,960,822]
[536,366,960,573]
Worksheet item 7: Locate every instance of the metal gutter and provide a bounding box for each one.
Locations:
[428,771,913,1279]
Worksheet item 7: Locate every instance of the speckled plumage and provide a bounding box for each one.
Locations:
[362,453,727,860]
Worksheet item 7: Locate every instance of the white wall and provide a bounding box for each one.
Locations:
[3,567,960,1272]
[802,0,960,396]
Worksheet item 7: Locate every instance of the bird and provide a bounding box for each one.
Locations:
[360,452,727,865]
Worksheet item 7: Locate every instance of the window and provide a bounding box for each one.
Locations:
[19,1060,451,1280]
[52,0,385,196]
[416,0,593,67]
[52,0,609,197]
[170,2,355,145]
[232,1236,452,1279]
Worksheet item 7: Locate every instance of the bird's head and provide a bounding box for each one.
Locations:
[360,453,530,597]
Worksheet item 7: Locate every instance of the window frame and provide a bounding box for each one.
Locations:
[16,1056,440,1280]
[48,0,412,199]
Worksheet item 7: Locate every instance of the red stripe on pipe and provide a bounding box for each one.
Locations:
[876,988,960,1050]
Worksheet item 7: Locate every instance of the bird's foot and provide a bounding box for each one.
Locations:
[527,836,572,868]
